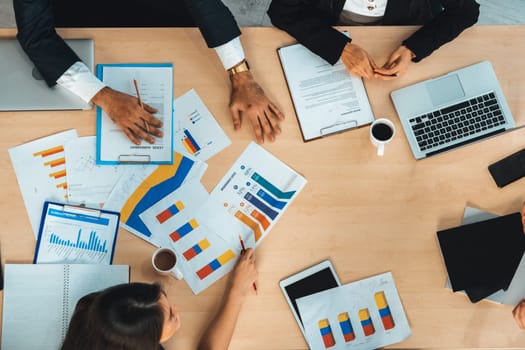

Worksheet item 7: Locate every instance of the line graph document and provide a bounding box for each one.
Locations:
[65,136,128,206]
[96,64,173,164]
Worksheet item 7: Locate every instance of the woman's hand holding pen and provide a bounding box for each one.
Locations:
[229,247,258,299]
[91,86,163,145]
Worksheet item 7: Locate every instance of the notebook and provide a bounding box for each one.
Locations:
[0,39,94,111]
[437,212,525,302]
[1,264,129,350]
[391,61,515,159]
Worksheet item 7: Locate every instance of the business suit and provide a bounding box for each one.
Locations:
[13,0,241,86]
[267,0,480,65]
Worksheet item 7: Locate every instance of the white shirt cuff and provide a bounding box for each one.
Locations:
[214,37,246,70]
[56,61,106,103]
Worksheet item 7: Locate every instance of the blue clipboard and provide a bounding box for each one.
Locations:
[33,201,120,264]
[95,63,174,165]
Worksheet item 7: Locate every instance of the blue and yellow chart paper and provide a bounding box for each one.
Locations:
[103,152,207,245]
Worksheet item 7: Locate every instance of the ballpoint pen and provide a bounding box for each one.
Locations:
[239,235,257,294]
[133,79,150,133]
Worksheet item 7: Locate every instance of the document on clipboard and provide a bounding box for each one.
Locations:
[34,201,120,264]
[96,63,174,164]
[277,42,374,141]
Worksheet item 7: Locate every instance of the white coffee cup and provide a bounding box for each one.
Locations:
[152,247,183,280]
[370,118,396,156]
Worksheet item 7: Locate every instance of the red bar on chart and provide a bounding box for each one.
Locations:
[359,308,375,336]
[338,312,355,342]
[374,291,395,330]
[318,319,336,348]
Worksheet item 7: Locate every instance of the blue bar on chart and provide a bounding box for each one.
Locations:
[170,219,199,243]
[156,200,185,224]
[243,192,278,220]
[256,188,286,209]
[49,229,108,253]
[251,172,295,199]
[182,129,201,155]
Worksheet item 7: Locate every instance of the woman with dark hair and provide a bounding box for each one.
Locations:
[61,248,258,350]
[267,0,480,80]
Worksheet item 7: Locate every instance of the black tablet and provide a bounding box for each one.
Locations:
[279,260,340,338]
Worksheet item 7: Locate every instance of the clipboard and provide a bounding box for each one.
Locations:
[96,63,174,164]
[276,42,375,142]
[33,201,120,264]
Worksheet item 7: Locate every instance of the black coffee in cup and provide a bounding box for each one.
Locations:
[154,250,176,271]
[371,123,394,141]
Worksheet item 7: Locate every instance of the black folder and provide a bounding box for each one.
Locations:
[437,212,525,302]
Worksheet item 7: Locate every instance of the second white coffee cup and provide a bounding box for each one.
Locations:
[152,247,184,280]
[370,118,396,156]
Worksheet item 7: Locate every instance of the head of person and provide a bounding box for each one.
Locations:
[61,282,180,350]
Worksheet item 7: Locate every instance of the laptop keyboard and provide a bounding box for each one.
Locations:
[409,92,506,152]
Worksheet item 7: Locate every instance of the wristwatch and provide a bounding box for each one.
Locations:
[228,60,250,76]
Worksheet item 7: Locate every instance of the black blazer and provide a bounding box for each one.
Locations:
[267,0,479,65]
[13,0,241,87]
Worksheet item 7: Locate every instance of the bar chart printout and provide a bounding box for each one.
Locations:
[34,202,120,264]
[296,272,411,350]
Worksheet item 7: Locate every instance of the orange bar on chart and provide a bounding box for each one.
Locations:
[250,209,270,230]
[43,157,65,167]
[234,210,263,241]
[33,145,64,157]
[49,169,66,179]
[374,291,395,330]
[318,319,336,348]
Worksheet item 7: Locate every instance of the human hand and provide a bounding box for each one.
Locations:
[91,87,163,145]
[341,43,378,79]
[229,248,258,298]
[513,299,525,330]
[229,71,285,144]
[373,45,415,80]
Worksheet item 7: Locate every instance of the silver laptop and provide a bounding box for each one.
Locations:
[0,39,94,111]
[391,61,514,159]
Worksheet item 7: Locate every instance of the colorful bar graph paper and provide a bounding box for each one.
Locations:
[251,172,295,199]
[234,210,263,241]
[358,308,375,336]
[318,319,336,348]
[338,312,355,342]
[374,291,395,330]
[183,238,210,261]
[182,129,201,155]
[169,219,198,243]
[196,250,235,280]
[156,201,185,224]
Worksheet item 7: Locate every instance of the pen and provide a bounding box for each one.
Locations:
[133,79,149,133]
[239,235,257,294]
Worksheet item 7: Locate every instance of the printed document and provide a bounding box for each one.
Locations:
[278,43,374,141]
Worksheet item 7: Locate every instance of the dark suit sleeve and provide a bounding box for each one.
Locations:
[183,0,241,48]
[268,0,350,65]
[13,0,80,86]
[402,0,480,62]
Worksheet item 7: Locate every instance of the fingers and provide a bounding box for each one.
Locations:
[230,106,242,131]
[521,201,525,234]
[513,300,525,329]
[241,247,255,260]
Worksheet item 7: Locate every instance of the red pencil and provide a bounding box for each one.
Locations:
[239,235,257,294]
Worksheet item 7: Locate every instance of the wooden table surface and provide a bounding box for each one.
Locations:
[1,25,525,349]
